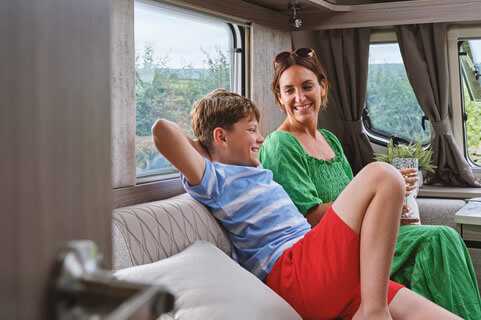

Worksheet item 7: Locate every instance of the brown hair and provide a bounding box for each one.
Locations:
[191,89,260,150]
[271,51,329,111]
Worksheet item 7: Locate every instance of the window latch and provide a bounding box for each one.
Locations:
[463,112,468,122]
[362,108,372,129]
[390,135,410,146]
[421,115,429,131]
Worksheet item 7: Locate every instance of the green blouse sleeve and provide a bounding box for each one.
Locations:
[260,132,323,215]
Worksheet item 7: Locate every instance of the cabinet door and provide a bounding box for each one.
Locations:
[0,1,111,319]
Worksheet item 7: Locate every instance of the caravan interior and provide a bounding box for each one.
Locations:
[3,0,481,319]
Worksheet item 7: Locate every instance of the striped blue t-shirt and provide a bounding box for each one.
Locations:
[181,158,311,280]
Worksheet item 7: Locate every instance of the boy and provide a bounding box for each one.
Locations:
[152,89,460,320]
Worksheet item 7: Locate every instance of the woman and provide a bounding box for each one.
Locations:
[259,48,481,319]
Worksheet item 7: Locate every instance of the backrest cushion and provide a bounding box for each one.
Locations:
[112,193,231,270]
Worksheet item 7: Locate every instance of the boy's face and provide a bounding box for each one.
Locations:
[223,117,264,167]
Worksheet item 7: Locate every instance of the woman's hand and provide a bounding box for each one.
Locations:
[399,168,419,197]
[400,204,419,225]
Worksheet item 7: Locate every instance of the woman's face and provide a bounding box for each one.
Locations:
[277,64,326,125]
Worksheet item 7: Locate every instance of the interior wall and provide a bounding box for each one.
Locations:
[251,24,292,137]
[292,30,345,139]
[111,0,136,189]
[0,1,112,318]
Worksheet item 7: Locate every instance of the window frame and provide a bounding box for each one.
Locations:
[447,26,481,174]
[457,38,481,168]
[113,1,250,208]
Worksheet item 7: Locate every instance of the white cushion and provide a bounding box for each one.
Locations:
[114,241,302,320]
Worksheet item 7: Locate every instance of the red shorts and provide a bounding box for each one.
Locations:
[265,206,404,320]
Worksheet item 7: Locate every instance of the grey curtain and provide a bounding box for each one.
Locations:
[316,28,373,174]
[396,24,481,186]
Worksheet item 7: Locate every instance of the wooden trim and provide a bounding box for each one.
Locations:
[300,0,356,12]
[418,185,481,199]
[304,0,479,12]
[465,240,481,249]
[113,177,185,208]
[158,0,290,31]
[299,1,481,30]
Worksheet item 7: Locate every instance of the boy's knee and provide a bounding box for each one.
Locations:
[365,162,404,189]
[365,162,406,200]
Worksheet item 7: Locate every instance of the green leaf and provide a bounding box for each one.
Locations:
[374,138,437,173]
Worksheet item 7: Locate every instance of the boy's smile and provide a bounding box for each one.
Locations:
[223,117,264,167]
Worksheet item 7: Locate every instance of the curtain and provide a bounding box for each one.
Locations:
[396,23,480,186]
[316,28,373,174]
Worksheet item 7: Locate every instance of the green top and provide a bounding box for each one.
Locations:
[259,129,353,215]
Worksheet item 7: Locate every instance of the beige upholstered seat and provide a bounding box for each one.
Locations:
[112,193,231,270]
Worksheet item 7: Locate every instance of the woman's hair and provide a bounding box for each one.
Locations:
[190,89,260,150]
[271,51,329,111]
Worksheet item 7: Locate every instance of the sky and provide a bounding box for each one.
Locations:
[135,1,230,69]
[469,40,481,64]
[369,43,403,64]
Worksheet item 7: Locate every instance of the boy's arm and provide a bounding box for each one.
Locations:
[152,119,206,186]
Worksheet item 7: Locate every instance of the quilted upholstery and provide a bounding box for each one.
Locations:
[112,193,231,270]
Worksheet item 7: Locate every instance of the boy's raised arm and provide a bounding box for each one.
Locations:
[152,119,206,186]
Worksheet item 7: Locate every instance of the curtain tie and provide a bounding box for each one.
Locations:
[343,120,363,134]
[431,118,451,136]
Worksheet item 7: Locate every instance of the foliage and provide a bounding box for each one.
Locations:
[134,44,230,175]
[375,139,437,173]
[366,64,430,145]
[463,77,481,165]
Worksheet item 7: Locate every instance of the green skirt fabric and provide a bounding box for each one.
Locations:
[391,225,481,319]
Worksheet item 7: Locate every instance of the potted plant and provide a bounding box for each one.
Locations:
[374,139,437,181]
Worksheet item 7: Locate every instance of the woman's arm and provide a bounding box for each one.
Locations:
[305,202,333,227]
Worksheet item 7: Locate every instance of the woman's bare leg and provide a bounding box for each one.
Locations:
[332,162,405,319]
[389,288,462,319]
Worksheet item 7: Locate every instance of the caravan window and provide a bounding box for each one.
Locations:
[134,1,244,178]
[459,39,481,166]
[364,42,430,145]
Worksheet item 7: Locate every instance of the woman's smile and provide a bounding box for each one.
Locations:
[294,103,312,112]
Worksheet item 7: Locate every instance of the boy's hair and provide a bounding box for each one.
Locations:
[191,89,260,150]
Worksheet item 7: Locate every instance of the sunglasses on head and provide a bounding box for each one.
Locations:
[273,48,317,69]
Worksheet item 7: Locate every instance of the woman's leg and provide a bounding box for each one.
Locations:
[392,225,481,319]
[332,162,405,319]
[389,287,462,319]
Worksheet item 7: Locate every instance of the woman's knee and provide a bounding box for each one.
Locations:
[431,225,464,242]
